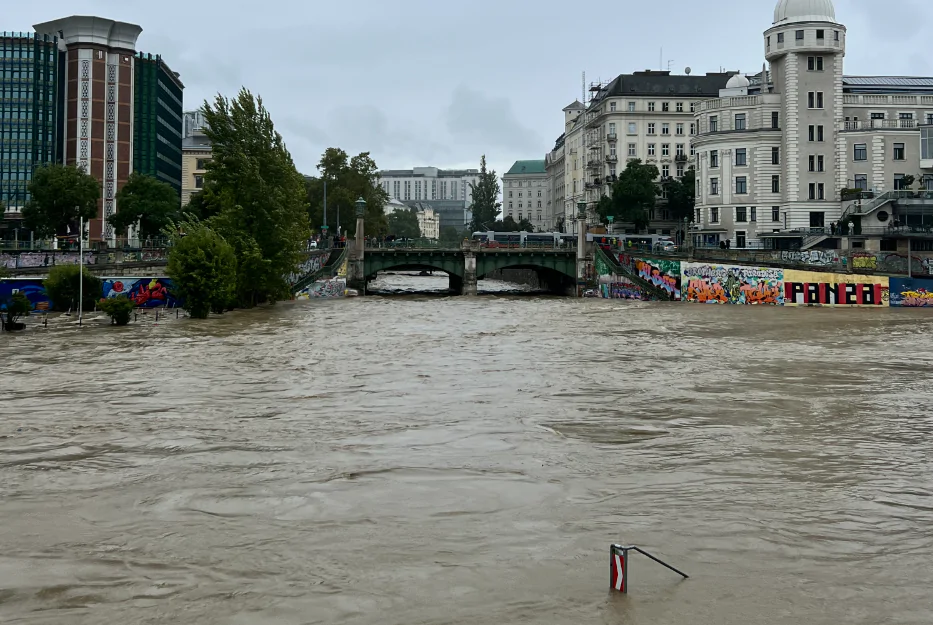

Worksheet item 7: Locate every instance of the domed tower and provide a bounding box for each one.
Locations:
[765,0,846,227]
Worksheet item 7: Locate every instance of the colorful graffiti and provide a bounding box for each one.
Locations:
[682,263,784,305]
[287,253,329,285]
[101,277,178,308]
[297,278,346,298]
[0,279,51,311]
[889,278,933,307]
[778,250,840,266]
[635,258,681,300]
[0,251,96,269]
[782,270,888,306]
[850,253,878,271]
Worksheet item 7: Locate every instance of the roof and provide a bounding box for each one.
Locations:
[596,70,736,99]
[182,135,212,150]
[563,100,584,111]
[505,160,546,176]
[773,0,836,25]
[843,76,933,94]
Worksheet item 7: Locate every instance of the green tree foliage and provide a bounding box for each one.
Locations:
[98,296,135,325]
[43,265,102,313]
[306,148,389,238]
[469,155,501,232]
[22,164,100,238]
[2,292,31,331]
[110,173,180,239]
[664,167,696,223]
[165,217,237,319]
[517,217,536,232]
[606,159,659,232]
[439,226,465,246]
[387,208,421,239]
[193,88,310,306]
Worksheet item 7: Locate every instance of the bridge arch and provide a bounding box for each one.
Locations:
[364,250,465,282]
[475,253,576,281]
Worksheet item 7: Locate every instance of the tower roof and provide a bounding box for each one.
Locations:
[33,16,142,50]
[773,0,836,25]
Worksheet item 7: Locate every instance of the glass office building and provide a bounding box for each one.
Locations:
[133,52,183,197]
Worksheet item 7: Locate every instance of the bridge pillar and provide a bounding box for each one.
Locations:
[461,241,477,296]
[576,205,587,297]
[346,210,367,293]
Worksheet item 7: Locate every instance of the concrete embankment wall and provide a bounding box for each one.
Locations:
[483,269,541,289]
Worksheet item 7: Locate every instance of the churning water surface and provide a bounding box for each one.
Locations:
[1,274,933,624]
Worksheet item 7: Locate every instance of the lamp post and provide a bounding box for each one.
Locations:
[78,213,83,327]
[355,196,366,256]
[322,176,328,248]
[607,215,614,236]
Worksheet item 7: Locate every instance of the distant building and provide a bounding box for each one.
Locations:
[183,110,207,138]
[502,159,548,229]
[133,52,184,196]
[378,166,480,230]
[383,198,440,240]
[545,134,566,231]
[181,134,211,207]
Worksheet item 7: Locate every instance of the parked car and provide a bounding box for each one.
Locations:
[655,239,677,252]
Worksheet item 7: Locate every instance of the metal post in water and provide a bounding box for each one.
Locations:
[78,214,83,327]
[609,544,688,594]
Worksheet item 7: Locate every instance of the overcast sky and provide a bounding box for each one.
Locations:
[10,0,930,180]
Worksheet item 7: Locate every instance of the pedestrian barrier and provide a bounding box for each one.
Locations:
[610,544,688,593]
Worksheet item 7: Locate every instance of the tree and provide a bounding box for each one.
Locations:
[469,155,501,231]
[2,292,31,331]
[110,173,180,239]
[517,218,536,232]
[197,88,310,306]
[98,296,135,325]
[439,226,465,246]
[43,265,102,313]
[306,148,389,239]
[501,215,518,231]
[22,164,100,238]
[387,208,421,239]
[664,167,696,223]
[607,159,659,232]
[166,217,237,319]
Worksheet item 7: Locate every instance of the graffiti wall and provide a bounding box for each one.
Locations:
[0,251,96,269]
[682,263,784,305]
[102,277,178,309]
[782,270,888,307]
[888,278,933,307]
[297,278,347,298]
[287,253,329,285]
[0,279,52,311]
[635,258,681,300]
[776,249,841,266]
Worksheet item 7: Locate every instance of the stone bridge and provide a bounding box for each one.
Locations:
[359,246,578,295]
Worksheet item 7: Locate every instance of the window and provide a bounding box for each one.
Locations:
[648,102,656,111]
[854,174,868,190]
[808,92,814,108]
[696,208,702,222]
[735,148,747,166]
[710,178,719,195]
[690,145,696,157]
[750,207,757,222]
[834,30,839,41]
[647,123,656,135]
[609,122,616,134]
[817,126,824,141]
[194,175,204,189]
[736,177,747,194]
[808,56,814,70]
[508,201,513,209]
[816,29,824,39]
[676,123,684,135]
[777,32,784,43]
[927,113,933,125]
[195,159,208,169]
[818,155,824,172]
[648,144,656,156]
[676,102,683,112]
[628,143,636,156]
[817,92,823,108]
[796,30,804,40]
[662,164,670,177]
[818,183,825,200]
[676,164,685,177]
[676,144,685,157]
[710,207,720,223]
[610,102,616,111]
[662,123,670,135]
[772,111,779,129]
[809,125,815,142]
[628,122,637,134]
[809,183,816,200]
[710,150,719,168]
[662,102,669,112]
[809,155,815,172]
[772,175,781,193]
[772,206,781,222]
[508,191,513,198]
[736,207,747,222]
[735,113,746,130]
[709,116,718,132]
[894,174,906,190]
[662,144,670,156]
[772,147,780,164]
[854,143,867,160]
[690,102,696,113]
[690,122,696,135]
[817,57,823,70]
[894,143,905,160]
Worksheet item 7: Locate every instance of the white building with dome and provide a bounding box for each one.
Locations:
[692,0,933,253]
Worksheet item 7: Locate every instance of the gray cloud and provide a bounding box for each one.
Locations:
[446,85,544,154]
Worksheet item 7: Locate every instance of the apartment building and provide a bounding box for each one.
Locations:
[692,0,933,250]
[502,160,548,229]
[378,166,480,230]
[545,133,566,231]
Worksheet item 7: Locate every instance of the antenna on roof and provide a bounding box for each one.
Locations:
[667,59,674,72]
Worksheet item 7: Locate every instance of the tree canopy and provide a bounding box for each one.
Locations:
[22,164,100,238]
[166,216,237,319]
[664,167,696,223]
[306,148,389,238]
[439,226,466,246]
[387,208,421,239]
[603,159,659,232]
[43,265,102,313]
[469,155,501,232]
[110,173,180,239]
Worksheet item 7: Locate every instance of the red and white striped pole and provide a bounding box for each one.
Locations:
[610,544,688,594]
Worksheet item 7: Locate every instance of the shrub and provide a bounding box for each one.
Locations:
[2,292,31,331]
[98,296,135,326]
[43,265,102,313]
[166,224,237,319]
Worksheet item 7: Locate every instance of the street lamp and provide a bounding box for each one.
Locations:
[355,197,366,217]
[607,215,614,236]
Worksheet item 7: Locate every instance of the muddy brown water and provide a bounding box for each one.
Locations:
[1,274,932,624]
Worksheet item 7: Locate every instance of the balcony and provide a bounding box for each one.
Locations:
[675,154,688,163]
[587,158,602,169]
[606,154,618,163]
[842,119,919,131]
[606,132,617,142]
[843,94,933,106]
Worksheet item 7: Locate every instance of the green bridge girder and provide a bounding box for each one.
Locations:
[474,250,576,279]
[364,249,466,280]
[363,248,577,281]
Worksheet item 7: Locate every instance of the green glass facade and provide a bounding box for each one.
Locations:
[0,32,62,228]
[133,52,183,197]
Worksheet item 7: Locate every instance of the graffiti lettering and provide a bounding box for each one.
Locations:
[889,278,933,306]
[851,254,877,270]
[682,262,783,305]
[297,278,346,298]
[779,250,839,266]
[634,258,682,300]
[785,282,886,306]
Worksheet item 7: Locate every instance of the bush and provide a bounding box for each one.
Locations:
[167,224,237,319]
[98,296,135,326]
[43,265,102,313]
[2,292,31,331]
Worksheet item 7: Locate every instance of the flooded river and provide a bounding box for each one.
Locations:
[2,274,933,624]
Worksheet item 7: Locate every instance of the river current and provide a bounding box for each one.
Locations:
[1,273,932,624]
